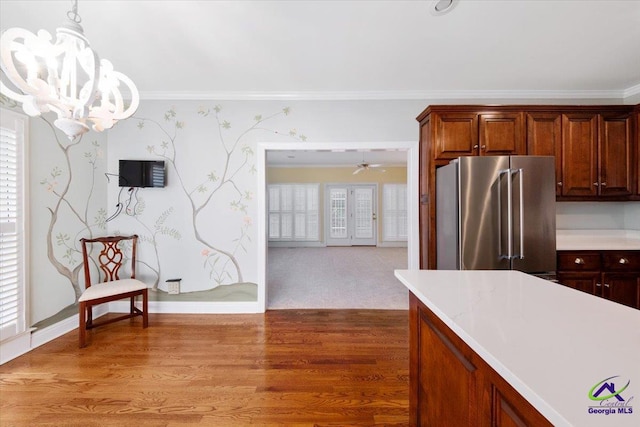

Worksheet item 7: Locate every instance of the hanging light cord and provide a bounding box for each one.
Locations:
[67,0,82,24]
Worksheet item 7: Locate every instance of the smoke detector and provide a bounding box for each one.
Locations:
[430,0,458,16]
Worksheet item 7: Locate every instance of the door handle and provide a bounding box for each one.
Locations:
[516,168,524,260]
[372,213,377,221]
[498,169,513,260]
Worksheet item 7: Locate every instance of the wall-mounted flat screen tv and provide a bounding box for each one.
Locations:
[119,160,165,188]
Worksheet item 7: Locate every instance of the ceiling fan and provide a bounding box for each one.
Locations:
[353,157,386,175]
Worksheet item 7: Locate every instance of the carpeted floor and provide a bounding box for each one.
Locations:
[267,246,409,309]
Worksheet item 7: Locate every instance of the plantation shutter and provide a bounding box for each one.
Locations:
[268,184,319,241]
[383,184,408,241]
[0,109,27,342]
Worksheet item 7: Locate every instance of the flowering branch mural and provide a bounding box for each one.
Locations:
[38,118,106,301]
[136,104,306,288]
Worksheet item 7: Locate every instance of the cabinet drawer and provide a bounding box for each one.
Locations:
[602,252,640,271]
[557,252,601,271]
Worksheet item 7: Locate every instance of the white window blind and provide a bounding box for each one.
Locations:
[268,184,319,241]
[1,109,27,342]
[383,184,408,241]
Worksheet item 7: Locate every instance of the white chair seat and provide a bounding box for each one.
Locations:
[78,278,147,302]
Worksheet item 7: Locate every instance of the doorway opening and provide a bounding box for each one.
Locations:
[256,141,419,312]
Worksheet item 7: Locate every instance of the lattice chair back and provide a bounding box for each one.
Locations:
[88,236,138,284]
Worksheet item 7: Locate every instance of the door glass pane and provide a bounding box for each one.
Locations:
[330,188,347,238]
[354,188,373,239]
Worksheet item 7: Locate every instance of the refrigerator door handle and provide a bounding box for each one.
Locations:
[505,168,513,260]
[517,168,525,260]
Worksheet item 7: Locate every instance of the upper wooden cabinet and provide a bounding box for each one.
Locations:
[561,113,599,197]
[561,112,633,197]
[599,113,633,197]
[418,104,639,270]
[636,104,640,196]
[526,113,562,195]
[433,112,524,160]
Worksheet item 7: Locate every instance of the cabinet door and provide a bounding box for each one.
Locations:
[488,379,554,427]
[561,114,598,197]
[479,113,525,155]
[599,114,633,196]
[557,272,600,295]
[636,106,640,196]
[433,113,479,160]
[527,113,562,195]
[602,273,640,309]
[415,302,478,426]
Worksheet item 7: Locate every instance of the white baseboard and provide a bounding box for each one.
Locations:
[109,300,263,314]
[377,241,408,248]
[30,305,110,349]
[1,301,261,365]
[0,331,32,365]
[268,241,325,248]
[0,306,109,365]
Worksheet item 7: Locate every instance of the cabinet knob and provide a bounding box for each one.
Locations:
[481,145,486,149]
[574,257,585,265]
[596,283,602,287]
[473,144,479,149]
[619,257,629,265]
[557,182,563,187]
[601,182,607,187]
[604,283,610,288]
[593,182,599,187]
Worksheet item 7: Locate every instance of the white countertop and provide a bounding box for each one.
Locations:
[557,229,640,250]
[394,269,640,427]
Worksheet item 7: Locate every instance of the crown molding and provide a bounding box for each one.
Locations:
[139,88,632,101]
[623,83,640,98]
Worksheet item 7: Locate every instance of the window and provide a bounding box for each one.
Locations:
[383,184,407,241]
[1,109,28,342]
[269,184,319,241]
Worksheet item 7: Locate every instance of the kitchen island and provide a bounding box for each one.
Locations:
[394,269,640,427]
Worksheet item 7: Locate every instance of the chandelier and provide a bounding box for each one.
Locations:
[0,0,139,140]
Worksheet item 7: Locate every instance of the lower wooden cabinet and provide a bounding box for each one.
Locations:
[557,250,640,309]
[410,294,552,426]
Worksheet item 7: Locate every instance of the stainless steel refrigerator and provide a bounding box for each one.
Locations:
[436,156,556,274]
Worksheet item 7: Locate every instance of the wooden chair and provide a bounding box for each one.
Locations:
[79,235,148,348]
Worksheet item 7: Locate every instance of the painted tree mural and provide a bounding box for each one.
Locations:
[38,121,107,301]
[135,104,306,289]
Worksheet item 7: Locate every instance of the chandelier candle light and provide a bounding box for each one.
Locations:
[0,0,139,140]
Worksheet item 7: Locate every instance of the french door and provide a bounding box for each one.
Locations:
[325,184,377,246]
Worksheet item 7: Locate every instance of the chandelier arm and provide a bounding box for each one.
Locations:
[0,0,139,139]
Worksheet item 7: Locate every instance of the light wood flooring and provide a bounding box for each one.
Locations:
[0,310,409,426]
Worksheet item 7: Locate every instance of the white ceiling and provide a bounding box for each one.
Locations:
[2,0,639,167]
[266,148,408,167]
[2,0,639,98]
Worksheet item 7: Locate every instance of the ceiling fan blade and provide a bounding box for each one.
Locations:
[353,168,363,175]
[368,164,382,168]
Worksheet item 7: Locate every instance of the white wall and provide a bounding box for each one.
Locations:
[624,203,640,230]
[556,202,639,230]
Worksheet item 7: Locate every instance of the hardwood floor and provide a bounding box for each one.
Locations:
[0,310,409,426]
